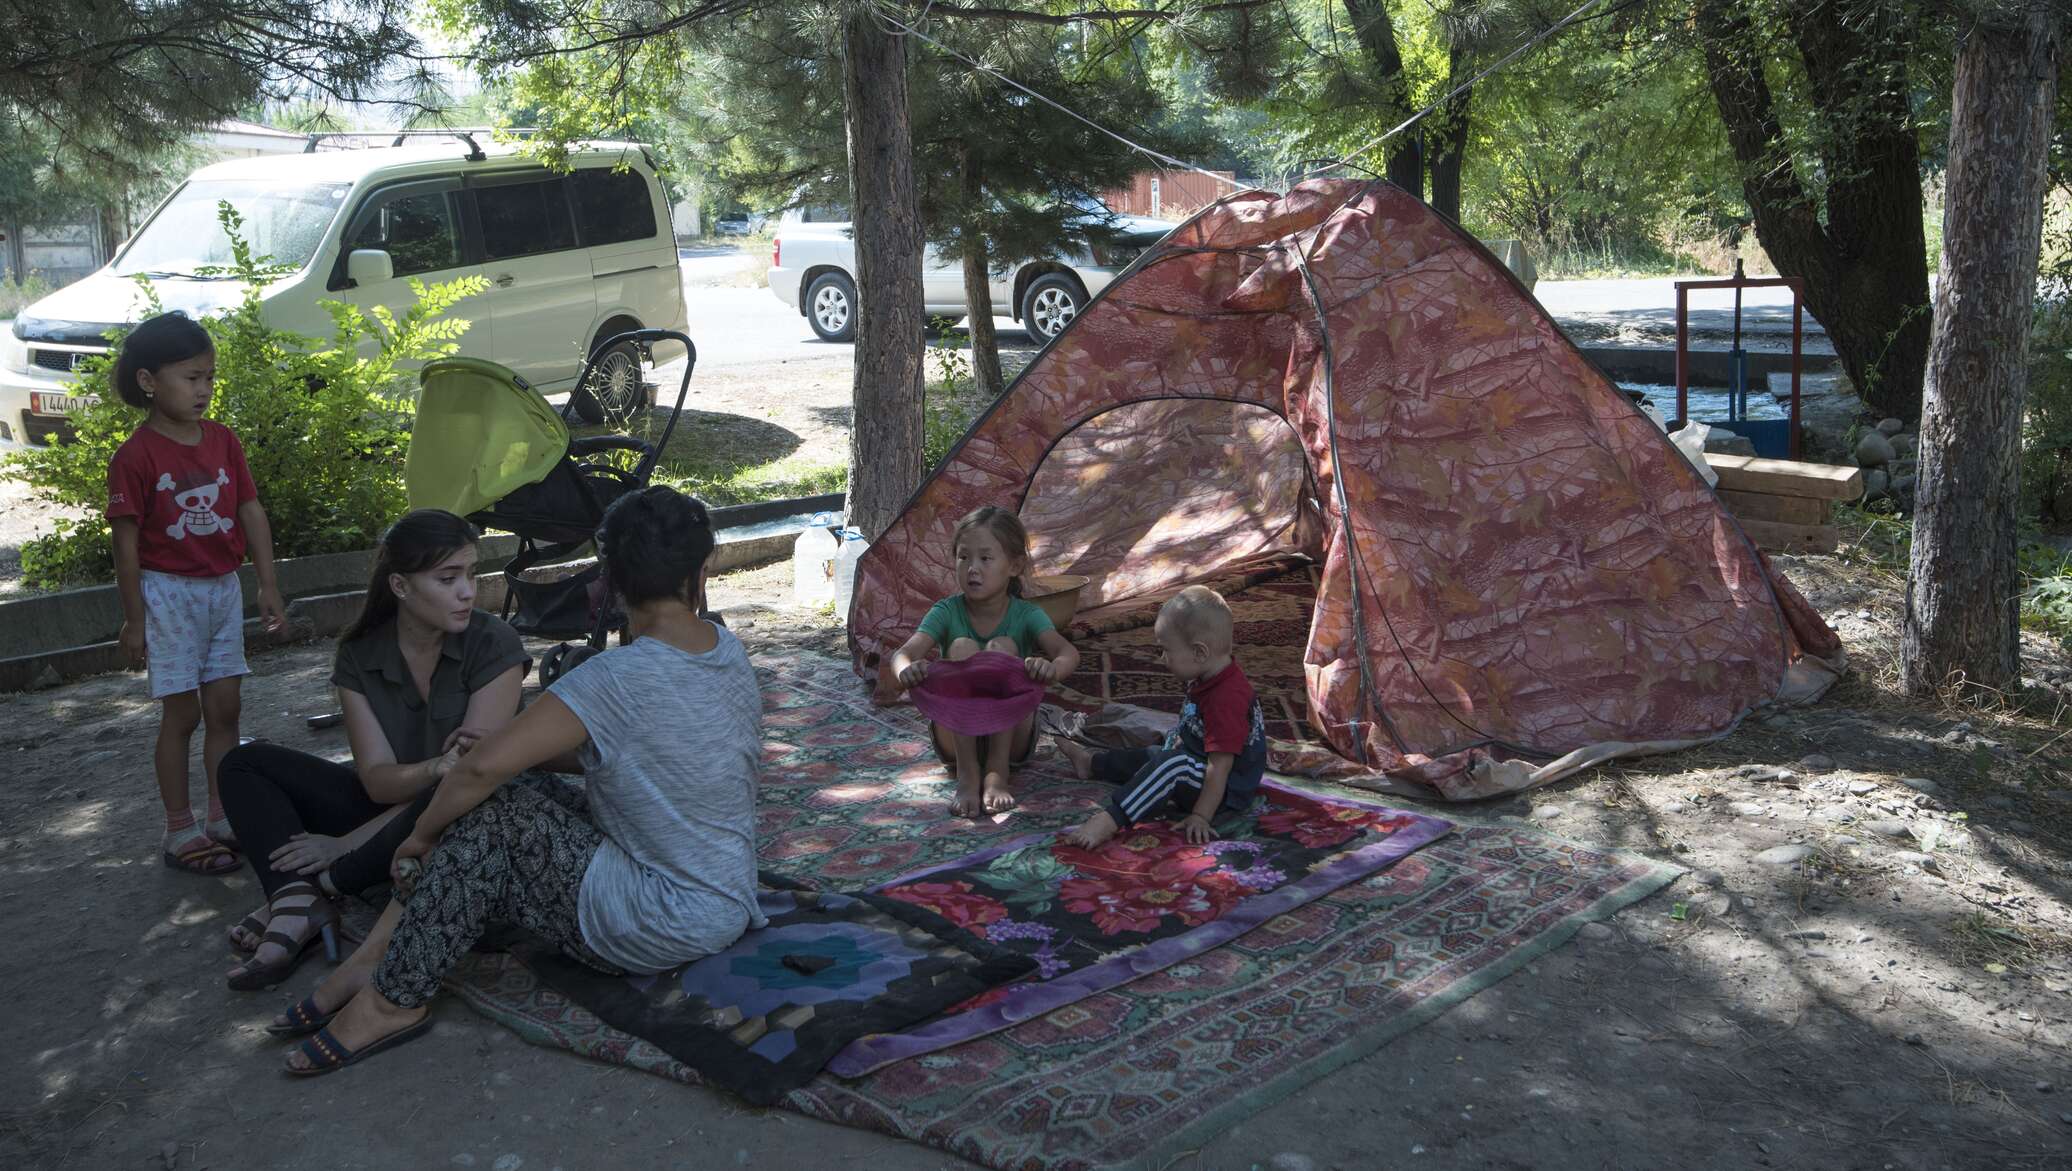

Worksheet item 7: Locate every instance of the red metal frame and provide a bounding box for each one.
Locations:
[1673,274,1806,461]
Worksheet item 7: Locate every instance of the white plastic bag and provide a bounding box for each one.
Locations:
[1669,421,1718,486]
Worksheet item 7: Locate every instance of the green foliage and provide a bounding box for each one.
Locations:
[924,325,983,472]
[2,203,489,589]
[0,272,54,318]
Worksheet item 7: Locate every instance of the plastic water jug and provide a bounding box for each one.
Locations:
[833,527,869,620]
[792,514,840,607]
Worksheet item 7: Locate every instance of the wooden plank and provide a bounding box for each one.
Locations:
[1705,454,1863,500]
[1717,490,1831,526]
[1737,518,1839,555]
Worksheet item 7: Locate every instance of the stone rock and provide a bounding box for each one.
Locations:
[1904,1032,1925,1046]
[1693,869,1725,887]
[1702,893,1735,918]
[1730,801,1766,817]
[1531,804,1566,820]
[1271,1155,1319,1171]
[1891,850,1939,870]
[1893,474,1918,495]
[1985,795,2015,811]
[1848,780,1878,796]
[1816,805,1856,824]
[1832,834,1862,846]
[1704,431,1758,456]
[1899,777,1941,797]
[26,663,61,691]
[1797,754,1838,774]
[1756,843,1814,866]
[2036,1081,2053,1094]
[1863,469,1890,501]
[1579,922,1614,941]
[1855,430,1897,467]
[1877,417,1905,436]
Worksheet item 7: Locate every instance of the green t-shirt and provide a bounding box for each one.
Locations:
[917,595,1055,658]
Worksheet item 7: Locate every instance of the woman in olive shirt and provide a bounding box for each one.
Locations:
[217,510,529,991]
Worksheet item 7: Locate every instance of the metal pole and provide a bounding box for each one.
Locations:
[1790,283,1804,461]
[1676,285,1689,427]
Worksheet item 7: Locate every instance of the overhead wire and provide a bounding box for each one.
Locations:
[870,0,1248,191]
[1309,0,1609,178]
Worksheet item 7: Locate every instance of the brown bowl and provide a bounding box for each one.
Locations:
[1025,574,1092,630]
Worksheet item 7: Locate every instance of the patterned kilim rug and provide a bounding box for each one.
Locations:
[447,652,1680,1171]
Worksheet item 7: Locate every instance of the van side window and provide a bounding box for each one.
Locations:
[342,189,460,278]
[801,205,849,223]
[570,170,657,246]
[475,178,576,260]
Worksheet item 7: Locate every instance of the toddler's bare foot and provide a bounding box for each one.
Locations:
[950,762,986,816]
[1056,739,1094,779]
[1062,809,1119,849]
[981,772,1017,813]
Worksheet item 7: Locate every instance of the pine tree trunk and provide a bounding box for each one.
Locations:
[1426,83,1471,225]
[960,143,1005,400]
[841,6,927,539]
[1900,10,2061,695]
[1342,0,1424,201]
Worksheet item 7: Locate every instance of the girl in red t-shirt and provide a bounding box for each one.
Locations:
[105,314,286,875]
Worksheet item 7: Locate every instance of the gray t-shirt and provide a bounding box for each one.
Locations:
[548,627,765,972]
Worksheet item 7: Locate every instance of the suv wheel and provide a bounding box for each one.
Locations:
[1021,273,1086,342]
[570,339,644,424]
[806,272,858,342]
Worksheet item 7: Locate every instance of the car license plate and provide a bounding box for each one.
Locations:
[30,392,93,416]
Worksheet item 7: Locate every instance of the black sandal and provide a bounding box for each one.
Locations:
[227,894,339,992]
[285,1018,432,1077]
[266,995,338,1037]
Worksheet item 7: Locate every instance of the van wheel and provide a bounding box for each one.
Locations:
[806,272,858,342]
[570,340,644,424]
[1021,273,1085,342]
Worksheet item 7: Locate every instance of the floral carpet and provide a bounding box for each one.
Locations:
[448,652,1680,1170]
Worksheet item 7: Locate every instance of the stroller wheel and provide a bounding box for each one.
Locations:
[571,340,644,424]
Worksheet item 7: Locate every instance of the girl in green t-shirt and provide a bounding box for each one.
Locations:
[886,507,1080,818]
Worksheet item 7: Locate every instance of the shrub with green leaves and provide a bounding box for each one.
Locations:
[4,203,489,589]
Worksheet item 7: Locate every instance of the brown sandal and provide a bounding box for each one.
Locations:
[227,906,271,952]
[163,839,240,876]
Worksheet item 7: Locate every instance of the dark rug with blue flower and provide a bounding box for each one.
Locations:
[514,878,1034,1105]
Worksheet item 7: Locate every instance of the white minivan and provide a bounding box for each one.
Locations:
[0,137,687,446]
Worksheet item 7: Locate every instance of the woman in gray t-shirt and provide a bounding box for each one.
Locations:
[280,486,764,1075]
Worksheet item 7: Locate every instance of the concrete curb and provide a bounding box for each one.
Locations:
[0,491,843,693]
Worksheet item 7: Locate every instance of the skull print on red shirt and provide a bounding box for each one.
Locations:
[107,420,257,577]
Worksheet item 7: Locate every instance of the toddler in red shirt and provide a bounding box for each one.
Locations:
[1059,585,1267,849]
[105,314,285,875]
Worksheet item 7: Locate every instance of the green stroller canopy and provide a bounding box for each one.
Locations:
[408,357,569,518]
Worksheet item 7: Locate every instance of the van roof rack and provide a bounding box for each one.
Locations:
[301,127,542,160]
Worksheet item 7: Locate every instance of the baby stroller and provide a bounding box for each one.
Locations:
[406,328,698,677]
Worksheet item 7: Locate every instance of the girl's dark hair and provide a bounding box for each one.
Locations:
[597,486,714,607]
[341,510,481,644]
[954,505,1030,597]
[113,313,213,409]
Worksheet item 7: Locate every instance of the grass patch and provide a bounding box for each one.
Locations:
[572,404,845,508]
[660,452,846,507]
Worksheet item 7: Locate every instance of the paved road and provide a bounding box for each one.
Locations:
[1534,276,1826,337]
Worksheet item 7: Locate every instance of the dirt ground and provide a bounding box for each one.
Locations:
[3,548,2070,1171]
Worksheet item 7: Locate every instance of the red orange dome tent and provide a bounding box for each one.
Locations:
[848,179,1842,800]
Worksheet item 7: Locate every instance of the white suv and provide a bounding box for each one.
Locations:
[768,202,1174,344]
[0,137,688,445]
